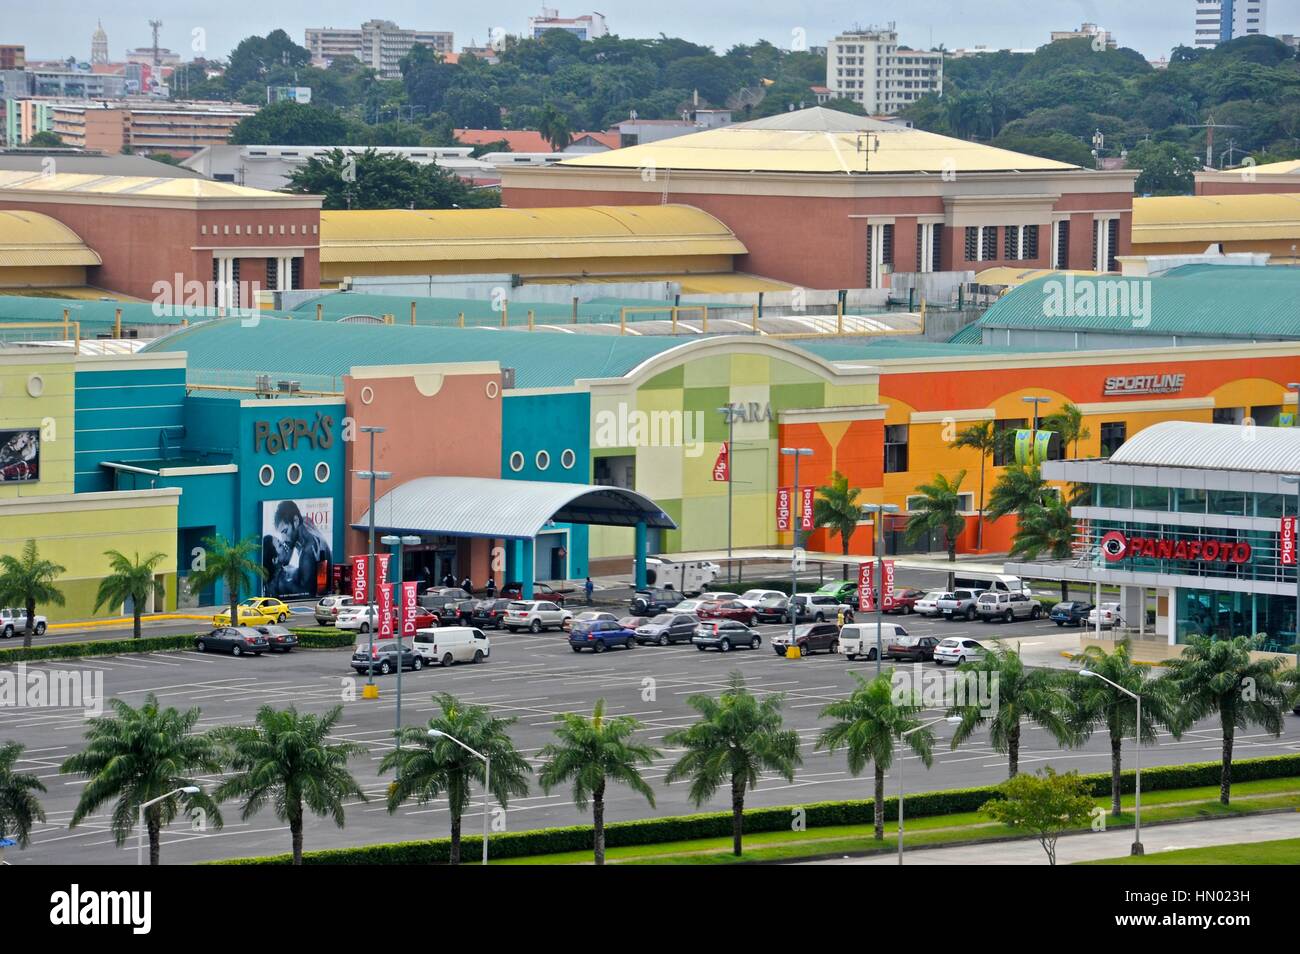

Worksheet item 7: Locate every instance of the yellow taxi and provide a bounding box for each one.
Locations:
[213,597,292,627]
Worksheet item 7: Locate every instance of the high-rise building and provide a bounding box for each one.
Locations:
[826,26,943,115]
[1194,0,1268,48]
[304,20,453,79]
[527,9,609,41]
[91,20,109,64]
[0,45,24,70]
[1050,22,1118,49]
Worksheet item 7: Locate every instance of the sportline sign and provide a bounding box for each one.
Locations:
[1103,372,1185,396]
[1100,530,1251,564]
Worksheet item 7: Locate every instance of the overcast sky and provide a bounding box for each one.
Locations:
[19,0,1300,63]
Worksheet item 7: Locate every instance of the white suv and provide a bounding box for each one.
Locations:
[504,600,572,633]
[0,607,47,638]
[315,595,353,625]
[976,591,1042,623]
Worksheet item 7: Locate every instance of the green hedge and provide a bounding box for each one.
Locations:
[0,628,354,663]
[211,752,1300,865]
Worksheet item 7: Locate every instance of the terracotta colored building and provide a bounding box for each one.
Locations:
[1195,159,1300,196]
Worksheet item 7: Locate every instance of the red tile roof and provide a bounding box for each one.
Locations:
[454,128,620,153]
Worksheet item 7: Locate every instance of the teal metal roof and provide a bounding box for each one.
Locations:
[0,295,293,328]
[973,269,1300,339]
[141,317,694,390]
[800,337,1045,362]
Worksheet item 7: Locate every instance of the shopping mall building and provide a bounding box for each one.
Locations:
[1008,421,1299,653]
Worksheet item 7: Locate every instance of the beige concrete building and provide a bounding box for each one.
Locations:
[50,101,256,158]
[305,20,453,78]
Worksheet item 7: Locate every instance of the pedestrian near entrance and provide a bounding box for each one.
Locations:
[486,576,496,599]
[585,576,594,605]
[460,576,473,595]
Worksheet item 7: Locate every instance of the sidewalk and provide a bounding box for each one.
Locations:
[806,812,1300,865]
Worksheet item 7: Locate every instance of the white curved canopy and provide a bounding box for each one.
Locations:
[1109,421,1300,475]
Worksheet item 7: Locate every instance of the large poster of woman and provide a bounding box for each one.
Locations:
[0,429,40,483]
[261,498,333,598]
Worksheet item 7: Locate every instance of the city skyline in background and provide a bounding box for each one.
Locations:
[14,0,1300,64]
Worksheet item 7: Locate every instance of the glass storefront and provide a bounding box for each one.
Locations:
[1085,484,1295,518]
[1175,588,1297,652]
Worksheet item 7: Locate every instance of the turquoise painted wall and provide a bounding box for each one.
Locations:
[74,366,187,492]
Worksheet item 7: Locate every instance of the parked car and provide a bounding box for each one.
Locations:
[937,589,983,621]
[670,598,710,616]
[933,637,987,666]
[913,591,946,617]
[735,588,787,609]
[470,598,513,629]
[630,587,684,616]
[195,626,269,657]
[504,600,571,633]
[616,616,642,631]
[790,594,854,623]
[771,622,841,656]
[837,621,906,661]
[692,619,762,652]
[634,612,699,645]
[886,588,927,614]
[350,640,423,675]
[564,610,618,632]
[753,595,790,624]
[419,588,473,612]
[501,581,570,604]
[1050,601,1094,627]
[0,607,47,638]
[314,595,353,625]
[436,598,476,626]
[255,624,298,653]
[697,591,740,603]
[696,599,757,625]
[814,581,858,602]
[569,619,637,653]
[411,626,490,667]
[976,590,1043,623]
[1087,603,1123,629]
[213,597,292,627]
[885,634,941,662]
[336,604,378,632]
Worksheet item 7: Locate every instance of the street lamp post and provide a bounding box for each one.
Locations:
[429,729,491,865]
[137,785,200,865]
[382,533,422,747]
[1080,668,1144,855]
[1283,471,1300,668]
[780,447,813,644]
[717,406,735,582]
[357,424,388,688]
[1021,395,1051,463]
[861,502,900,675]
[898,717,959,864]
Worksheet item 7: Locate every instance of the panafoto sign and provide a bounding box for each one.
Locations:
[1102,372,1185,396]
[1100,530,1251,564]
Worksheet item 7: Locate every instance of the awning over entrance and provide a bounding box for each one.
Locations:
[352,475,676,539]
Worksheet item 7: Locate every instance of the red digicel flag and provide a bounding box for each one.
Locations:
[376,553,392,587]
[1282,517,1297,567]
[800,487,815,531]
[712,442,729,481]
[776,487,792,532]
[401,581,419,636]
[881,559,896,611]
[351,554,368,604]
[858,562,874,612]
[378,582,394,638]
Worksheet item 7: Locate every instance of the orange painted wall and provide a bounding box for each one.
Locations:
[775,418,884,554]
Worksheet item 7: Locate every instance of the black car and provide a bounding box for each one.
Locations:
[630,587,684,617]
[754,596,790,624]
[884,634,941,662]
[634,612,698,645]
[436,598,476,625]
[255,624,299,653]
[771,622,840,656]
[350,640,423,675]
[196,626,269,657]
[470,598,512,629]
[1049,601,1094,626]
[420,588,473,612]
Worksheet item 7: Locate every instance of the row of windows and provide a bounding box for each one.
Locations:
[508,448,577,473]
[257,461,330,487]
[964,225,1041,263]
[1090,484,1297,518]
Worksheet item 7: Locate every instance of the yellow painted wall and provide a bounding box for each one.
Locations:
[0,354,74,498]
[322,253,736,282]
[0,265,88,288]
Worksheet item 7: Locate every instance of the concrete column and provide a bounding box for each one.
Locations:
[634,521,648,589]
[510,538,523,585]
[521,540,535,599]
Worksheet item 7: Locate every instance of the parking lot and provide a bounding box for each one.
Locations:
[8,606,1300,865]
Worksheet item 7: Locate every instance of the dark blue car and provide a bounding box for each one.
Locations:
[1050,601,1094,626]
[569,619,637,653]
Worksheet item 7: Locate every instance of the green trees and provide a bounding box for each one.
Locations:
[981,768,1096,865]
[813,470,864,573]
[664,673,802,856]
[537,699,660,865]
[186,534,265,629]
[26,130,64,148]
[61,695,223,865]
[1164,635,1298,804]
[382,693,532,864]
[285,148,499,210]
[213,705,367,865]
[1008,497,1076,602]
[817,672,935,840]
[228,101,354,145]
[987,462,1046,522]
[537,104,574,151]
[0,741,46,850]
[94,550,167,639]
[904,471,967,585]
[0,538,65,649]
[1041,403,1090,459]
[950,422,998,550]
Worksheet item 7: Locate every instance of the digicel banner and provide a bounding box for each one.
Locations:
[881,559,895,610]
[1101,530,1251,564]
[378,582,394,638]
[858,562,874,612]
[351,554,368,604]
[712,442,729,482]
[401,581,419,636]
[800,487,814,531]
[1281,517,1297,567]
[776,487,792,532]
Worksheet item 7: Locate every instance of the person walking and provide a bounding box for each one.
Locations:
[584,576,594,606]
[485,576,496,599]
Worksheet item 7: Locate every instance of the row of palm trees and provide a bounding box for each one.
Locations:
[2,635,1294,865]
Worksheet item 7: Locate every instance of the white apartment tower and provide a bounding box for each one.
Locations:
[305,20,454,78]
[826,27,943,115]
[1194,0,1268,48]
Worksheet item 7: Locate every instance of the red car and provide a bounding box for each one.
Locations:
[501,581,569,605]
[696,600,757,625]
[886,589,927,614]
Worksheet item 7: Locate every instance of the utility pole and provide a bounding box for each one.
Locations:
[149,20,163,69]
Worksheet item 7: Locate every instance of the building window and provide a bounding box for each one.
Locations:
[286,463,302,485]
[884,424,909,473]
[1099,421,1126,458]
[314,461,330,483]
[992,418,1026,466]
[965,226,978,262]
[593,454,635,489]
[981,226,998,261]
[1213,407,1244,425]
[560,448,576,470]
[1004,226,1018,261]
[535,450,550,471]
[1250,405,1281,427]
[266,257,278,291]
[1024,224,1039,260]
[508,451,525,472]
[908,491,975,512]
[1107,218,1120,272]
[291,257,302,290]
[866,223,894,288]
[931,224,943,271]
[1052,220,1070,269]
[258,464,274,486]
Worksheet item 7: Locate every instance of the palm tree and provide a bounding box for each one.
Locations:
[213,705,367,865]
[817,672,935,840]
[186,534,265,627]
[0,741,46,850]
[1042,402,1090,459]
[986,461,1046,522]
[1009,498,1076,602]
[950,422,998,550]
[664,673,802,856]
[1164,635,1299,804]
[537,104,573,151]
[537,699,660,865]
[1067,642,1183,815]
[904,471,966,587]
[381,693,532,864]
[0,539,65,649]
[94,550,167,639]
[947,645,1074,778]
[813,470,863,578]
[61,694,223,865]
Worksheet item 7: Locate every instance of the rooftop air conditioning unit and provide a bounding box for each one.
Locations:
[277,380,301,394]
[255,374,272,393]
[501,367,516,389]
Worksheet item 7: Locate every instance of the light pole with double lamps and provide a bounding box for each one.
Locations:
[1021,395,1051,461]
[1079,668,1144,855]
[428,729,491,865]
[382,533,422,746]
[897,716,960,864]
[780,447,813,642]
[860,502,900,675]
[356,422,389,690]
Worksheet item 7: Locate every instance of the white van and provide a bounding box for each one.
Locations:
[644,557,720,595]
[412,626,491,667]
[953,574,1030,595]
[838,622,910,661]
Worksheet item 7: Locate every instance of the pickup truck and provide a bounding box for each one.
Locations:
[0,607,47,638]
